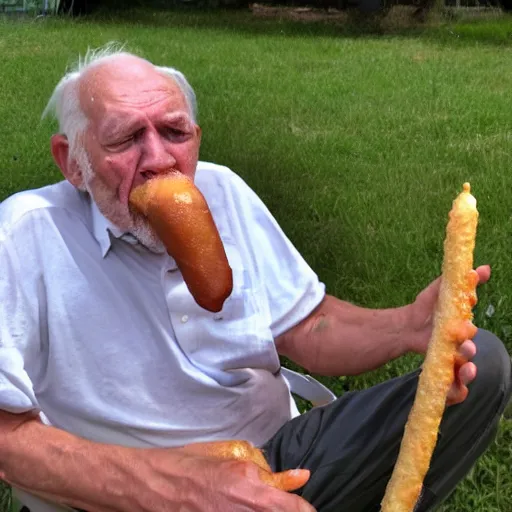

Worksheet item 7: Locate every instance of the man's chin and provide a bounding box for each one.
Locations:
[84,182,165,254]
[129,217,167,254]
[136,235,167,254]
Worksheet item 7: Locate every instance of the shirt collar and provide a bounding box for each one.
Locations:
[90,200,139,258]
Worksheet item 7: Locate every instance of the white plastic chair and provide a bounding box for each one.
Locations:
[281,367,337,407]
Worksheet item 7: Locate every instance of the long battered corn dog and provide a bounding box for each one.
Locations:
[129,172,233,312]
[381,183,479,512]
[182,440,310,492]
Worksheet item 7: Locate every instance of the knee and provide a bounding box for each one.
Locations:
[470,328,511,409]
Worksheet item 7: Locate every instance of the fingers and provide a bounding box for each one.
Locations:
[447,358,477,406]
[455,340,477,389]
[475,264,491,285]
[458,339,476,362]
[435,264,488,289]
[255,467,315,511]
[444,268,482,408]
[446,362,476,406]
[458,361,477,385]
[447,383,468,406]
[260,468,311,492]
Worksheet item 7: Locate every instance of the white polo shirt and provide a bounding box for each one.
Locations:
[0,161,326,456]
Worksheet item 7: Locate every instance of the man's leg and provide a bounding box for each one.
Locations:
[263,329,511,512]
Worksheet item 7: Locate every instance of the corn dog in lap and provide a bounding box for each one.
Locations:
[182,440,310,492]
[381,183,479,512]
[129,172,233,313]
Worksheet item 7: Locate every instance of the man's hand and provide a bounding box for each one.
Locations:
[407,264,491,406]
[179,440,310,492]
[128,447,316,512]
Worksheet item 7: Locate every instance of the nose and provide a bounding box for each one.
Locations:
[140,130,176,175]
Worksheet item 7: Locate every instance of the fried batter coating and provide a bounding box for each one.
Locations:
[381,183,479,512]
[182,440,311,491]
[129,172,233,312]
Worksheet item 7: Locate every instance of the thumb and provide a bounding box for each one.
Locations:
[259,468,311,492]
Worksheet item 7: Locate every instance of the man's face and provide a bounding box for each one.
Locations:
[76,57,201,248]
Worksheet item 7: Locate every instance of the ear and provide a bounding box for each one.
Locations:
[51,134,85,189]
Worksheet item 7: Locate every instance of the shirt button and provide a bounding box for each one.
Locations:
[181,315,189,323]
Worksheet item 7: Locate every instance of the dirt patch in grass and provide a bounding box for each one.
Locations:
[250,3,351,23]
[249,3,434,30]
[249,3,505,31]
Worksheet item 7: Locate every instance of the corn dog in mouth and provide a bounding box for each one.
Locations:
[381,183,479,512]
[129,171,233,313]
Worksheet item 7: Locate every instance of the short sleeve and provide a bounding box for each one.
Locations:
[245,193,325,337]
[207,168,326,339]
[0,224,42,413]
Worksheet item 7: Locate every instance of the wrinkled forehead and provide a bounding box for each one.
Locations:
[79,57,190,125]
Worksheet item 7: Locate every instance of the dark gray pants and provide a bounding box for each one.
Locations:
[262,329,512,512]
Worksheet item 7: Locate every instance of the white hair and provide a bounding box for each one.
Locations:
[41,42,198,159]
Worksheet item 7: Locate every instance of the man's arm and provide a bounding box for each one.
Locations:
[0,410,315,512]
[276,265,491,404]
[0,410,147,511]
[275,294,414,377]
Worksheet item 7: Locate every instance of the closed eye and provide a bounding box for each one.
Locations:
[109,128,144,150]
[164,126,192,142]
[113,136,134,147]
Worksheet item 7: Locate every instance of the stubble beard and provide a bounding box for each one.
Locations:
[75,147,166,254]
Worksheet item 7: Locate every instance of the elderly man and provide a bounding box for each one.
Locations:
[0,45,510,512]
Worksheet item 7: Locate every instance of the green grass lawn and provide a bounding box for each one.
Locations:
[1,7,511,511]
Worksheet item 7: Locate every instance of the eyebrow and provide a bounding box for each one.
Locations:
[160,112,193,126]
[99,116,142,142]
[99,111,193,142]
